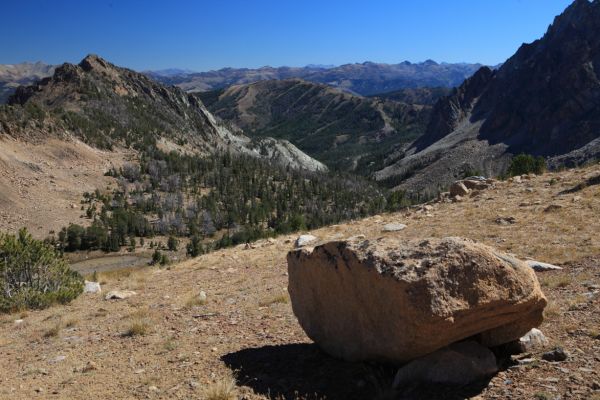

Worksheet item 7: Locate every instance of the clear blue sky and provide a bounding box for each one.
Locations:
[2,0,573,71]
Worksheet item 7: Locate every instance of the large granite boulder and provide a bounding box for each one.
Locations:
[287,236,547,364]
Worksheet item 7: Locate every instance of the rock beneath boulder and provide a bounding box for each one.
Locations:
[517,328,549,352]
[105,290,136,300]
[526,260,563,272]
[294,235,318,248]
[287,237,547,364]
[84,281,102,294]
[450,181,470,197]
[393,341,498,387]
[382,223,407,232]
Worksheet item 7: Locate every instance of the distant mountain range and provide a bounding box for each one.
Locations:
[148,61,484,96]
[376,0,600,193]
[197,79,432,171]
[0,62,54,103]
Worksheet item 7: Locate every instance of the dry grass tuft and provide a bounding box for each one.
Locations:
[259,292,289,307]
[203,372,237,400]
[543,300,561,321]
[539,274,572,289]
[122,309,152,337]
[183,291,207,309]
[43,320,63,338]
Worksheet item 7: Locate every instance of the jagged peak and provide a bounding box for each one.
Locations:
[79,54,112,72]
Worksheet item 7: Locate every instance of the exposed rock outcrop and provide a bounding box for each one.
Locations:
[287,236,547,364]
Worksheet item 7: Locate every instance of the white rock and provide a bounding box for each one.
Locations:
[295,234,318,248]
[526,260,563,272]
[518,328,549,352]
[104,290,136,300]
[84,281,101,294]
[382,223,407,232]
[393,341,498,387]
[198,291,207,303]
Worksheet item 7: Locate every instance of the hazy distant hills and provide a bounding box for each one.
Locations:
[376,0,600,193]
[197,79,432,171]
[0,62,54,103]
[149,61,483,96]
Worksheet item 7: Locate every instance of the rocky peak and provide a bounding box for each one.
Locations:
[79,54,111,72]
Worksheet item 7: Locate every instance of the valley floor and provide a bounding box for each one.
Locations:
[1,164,599,399]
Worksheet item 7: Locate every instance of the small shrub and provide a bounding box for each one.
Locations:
[506,154,546,177]
[0,229,84,313]
[123,309,151,337]
[203,372,237,400]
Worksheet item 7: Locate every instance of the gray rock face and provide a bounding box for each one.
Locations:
[287,236,547,364]
[393,341,498,387]
[517,328,549,352]
[294,234,318,248]
[84,281,101,294]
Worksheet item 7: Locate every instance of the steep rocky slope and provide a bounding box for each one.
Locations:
[377,0,600,194]
[151,61,482,96]
[198,79,429,171]
[1,163,599,399]
[0,55,325,172]
[0,62,54,103]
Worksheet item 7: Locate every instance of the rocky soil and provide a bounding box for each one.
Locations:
[0,164,599,399]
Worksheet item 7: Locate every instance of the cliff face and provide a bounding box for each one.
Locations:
[376,0,600,193]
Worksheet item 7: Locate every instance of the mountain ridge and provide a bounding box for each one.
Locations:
[1,54,326,172]
[149,61,483,96]
[376,0,600,193]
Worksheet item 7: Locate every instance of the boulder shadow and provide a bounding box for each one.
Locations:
[222,343,493,400]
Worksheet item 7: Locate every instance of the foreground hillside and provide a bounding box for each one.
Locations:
[1,163,599,399]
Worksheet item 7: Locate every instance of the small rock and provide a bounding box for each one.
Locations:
[294,234,318,248]
[544,204,563,213]
[84,281,101,294]
[517,328,549,352]
[198,291,207,303]
[14,319,24,325]
[382,223,407,232]
[82,361,97,373]
[526,260,563,272]
[450,181,470,197]
[49,355,66,364]
[495,216,516,225]
[393,341,498,387]
[542,347,568,362]
[148,385,159,392]
[105,290,136,300]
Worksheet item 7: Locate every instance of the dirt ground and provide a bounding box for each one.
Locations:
[0,164,599,399]
[0,135,131,238]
